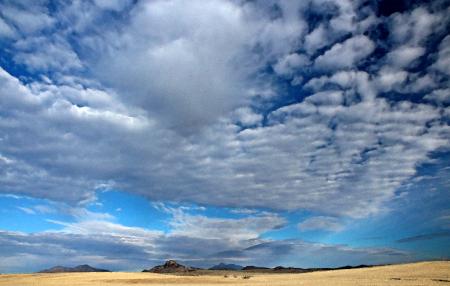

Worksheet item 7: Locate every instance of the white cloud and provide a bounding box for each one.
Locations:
[386,46,425,68]
[0,17,16,38]
[314,35,375,70]
[273,53,310,76]
[389,7,441,46]
[305,90,344,106]
[304,24,328,55]
[233,107,263,127]
[424,89,450,105]
[432,35,450,76]
[0,2,54,34]
[93,0,256,133]
[298,216,344,232]
[168,210,285,241]
[305,70,377,100]
[327,0,357,33]
[402,73,437,93]
[48,219,162,239]
[13,36,83,72]
[375,68,409,92]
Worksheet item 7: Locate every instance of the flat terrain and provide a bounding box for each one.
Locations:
[1,261,449,285]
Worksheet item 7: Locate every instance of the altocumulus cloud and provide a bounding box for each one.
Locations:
[0,0,449,271]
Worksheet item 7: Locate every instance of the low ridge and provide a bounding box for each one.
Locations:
[38,264,110,273]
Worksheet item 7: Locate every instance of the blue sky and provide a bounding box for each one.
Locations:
[0,0,449,273]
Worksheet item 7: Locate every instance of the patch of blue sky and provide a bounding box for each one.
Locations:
[89,190,170,232]
[0,194,69,232]
[91,190,290,228]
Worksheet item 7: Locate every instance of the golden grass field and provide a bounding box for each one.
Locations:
[0,261,449,286]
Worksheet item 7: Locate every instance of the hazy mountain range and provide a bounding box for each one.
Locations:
[38,260,374,274]
[38,265,110,273]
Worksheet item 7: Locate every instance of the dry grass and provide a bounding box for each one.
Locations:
[0,261,449,286]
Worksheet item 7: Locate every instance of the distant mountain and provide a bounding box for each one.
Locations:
[38,264,110,273]
[142,260,198,273]
[144,261,365,273]
[209,263,243,270]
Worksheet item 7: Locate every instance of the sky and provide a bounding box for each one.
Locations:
[0,0,449,273]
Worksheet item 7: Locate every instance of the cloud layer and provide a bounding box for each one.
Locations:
[0,0,449,216]
[0,206,411,273]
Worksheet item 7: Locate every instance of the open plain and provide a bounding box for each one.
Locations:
[0,261,449,286]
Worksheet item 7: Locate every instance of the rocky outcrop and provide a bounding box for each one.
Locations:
[143,260,195,273]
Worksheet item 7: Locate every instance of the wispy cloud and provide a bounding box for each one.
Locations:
[17,206,36,215]
[397,232,450,243]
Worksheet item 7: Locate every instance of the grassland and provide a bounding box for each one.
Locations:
[0,261,449,285]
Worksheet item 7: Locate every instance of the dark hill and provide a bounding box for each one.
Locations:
[209,263,243,270]
[273,266,310,273]
[38,264,110,273]
[242,265,270,271]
